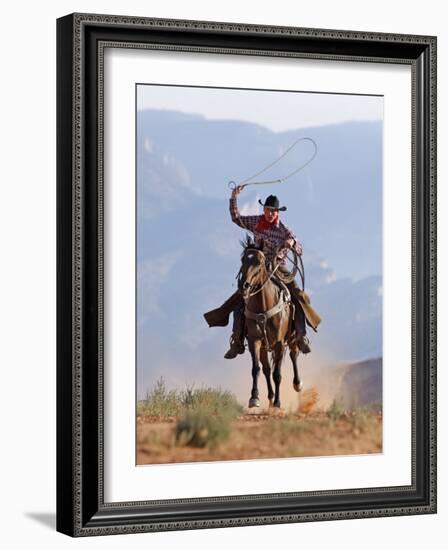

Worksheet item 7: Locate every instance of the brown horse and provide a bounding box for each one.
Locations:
[239,237,302,409]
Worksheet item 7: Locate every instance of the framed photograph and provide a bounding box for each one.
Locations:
[56,13,437,536]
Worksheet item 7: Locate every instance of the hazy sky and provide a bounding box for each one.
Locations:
[135,86,383,403]
[137,84,383,133]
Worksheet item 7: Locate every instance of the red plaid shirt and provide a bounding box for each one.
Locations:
[229,196,302,267]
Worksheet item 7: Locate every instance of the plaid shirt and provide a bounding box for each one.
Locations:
[229,196,302,267]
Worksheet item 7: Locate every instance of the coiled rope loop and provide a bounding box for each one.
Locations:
[228,136,317,191]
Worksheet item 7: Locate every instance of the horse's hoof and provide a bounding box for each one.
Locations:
[293,381,303,393]
[268,399,274,408]
[273,401,281,408]
[249,397,260,408]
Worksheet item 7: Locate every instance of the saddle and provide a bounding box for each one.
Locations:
[203,270,321,332]
[271,272,321,332]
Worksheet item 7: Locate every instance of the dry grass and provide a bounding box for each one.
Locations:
[138,379,243,449]
[137,385,382,464]
[175,408,232,449]
[138,378,242,418]
[137,410,382,464]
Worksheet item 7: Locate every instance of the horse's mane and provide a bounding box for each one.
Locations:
[239,234,283,297]
[239,234,263,260]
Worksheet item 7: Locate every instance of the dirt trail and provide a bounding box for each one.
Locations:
[137,409,382,465]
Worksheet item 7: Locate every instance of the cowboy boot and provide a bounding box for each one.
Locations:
[297,334,311,354]
[290,290,311,354]
[224,307,246,359]
[203,290,244,327]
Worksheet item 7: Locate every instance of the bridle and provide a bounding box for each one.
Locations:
[240,248,281,299]
[240,247,291,352]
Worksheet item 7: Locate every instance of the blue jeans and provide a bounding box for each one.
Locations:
[279,265,307,337]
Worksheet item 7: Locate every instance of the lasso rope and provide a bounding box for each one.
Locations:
[230,137,316,290]
[244,255,283,298]
[228,136,317,190]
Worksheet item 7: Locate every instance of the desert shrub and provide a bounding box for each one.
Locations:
[138,377,181,417]
[175,407,232,449]
[180,386,243,417]
[327,399,346,421]
[138,380,243,423]
[349,407,371,433]
[175,386,242,449]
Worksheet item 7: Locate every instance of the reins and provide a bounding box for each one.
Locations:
[241,250,290,353]
[244,257,282,298]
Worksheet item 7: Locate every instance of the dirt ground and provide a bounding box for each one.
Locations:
[136,408,382,465]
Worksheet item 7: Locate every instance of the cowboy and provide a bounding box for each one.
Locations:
[204,185,320,358]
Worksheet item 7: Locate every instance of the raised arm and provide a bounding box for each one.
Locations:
[229,186,259,232]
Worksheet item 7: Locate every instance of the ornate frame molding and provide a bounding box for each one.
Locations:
[57,12,437,537]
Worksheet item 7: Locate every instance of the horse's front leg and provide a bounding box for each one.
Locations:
[248,338,262,408]
[260,347,274,406]
[272,342,285,408]
[289,340,303,392]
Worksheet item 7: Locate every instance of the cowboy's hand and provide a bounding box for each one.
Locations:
[287,238,303,255]
[231,185,244,197]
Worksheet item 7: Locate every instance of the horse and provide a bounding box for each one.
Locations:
[238,236,303,409]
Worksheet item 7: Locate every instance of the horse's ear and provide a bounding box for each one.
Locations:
[259,239,265,251]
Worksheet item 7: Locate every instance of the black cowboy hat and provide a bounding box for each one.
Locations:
[258,194,287,211]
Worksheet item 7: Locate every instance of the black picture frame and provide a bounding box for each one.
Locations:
[56,13,437,537]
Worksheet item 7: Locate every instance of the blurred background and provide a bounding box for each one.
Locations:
[136,84,383,409]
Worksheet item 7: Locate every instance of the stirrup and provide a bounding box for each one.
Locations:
[297,335,311,354]
[224,336,245,359]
